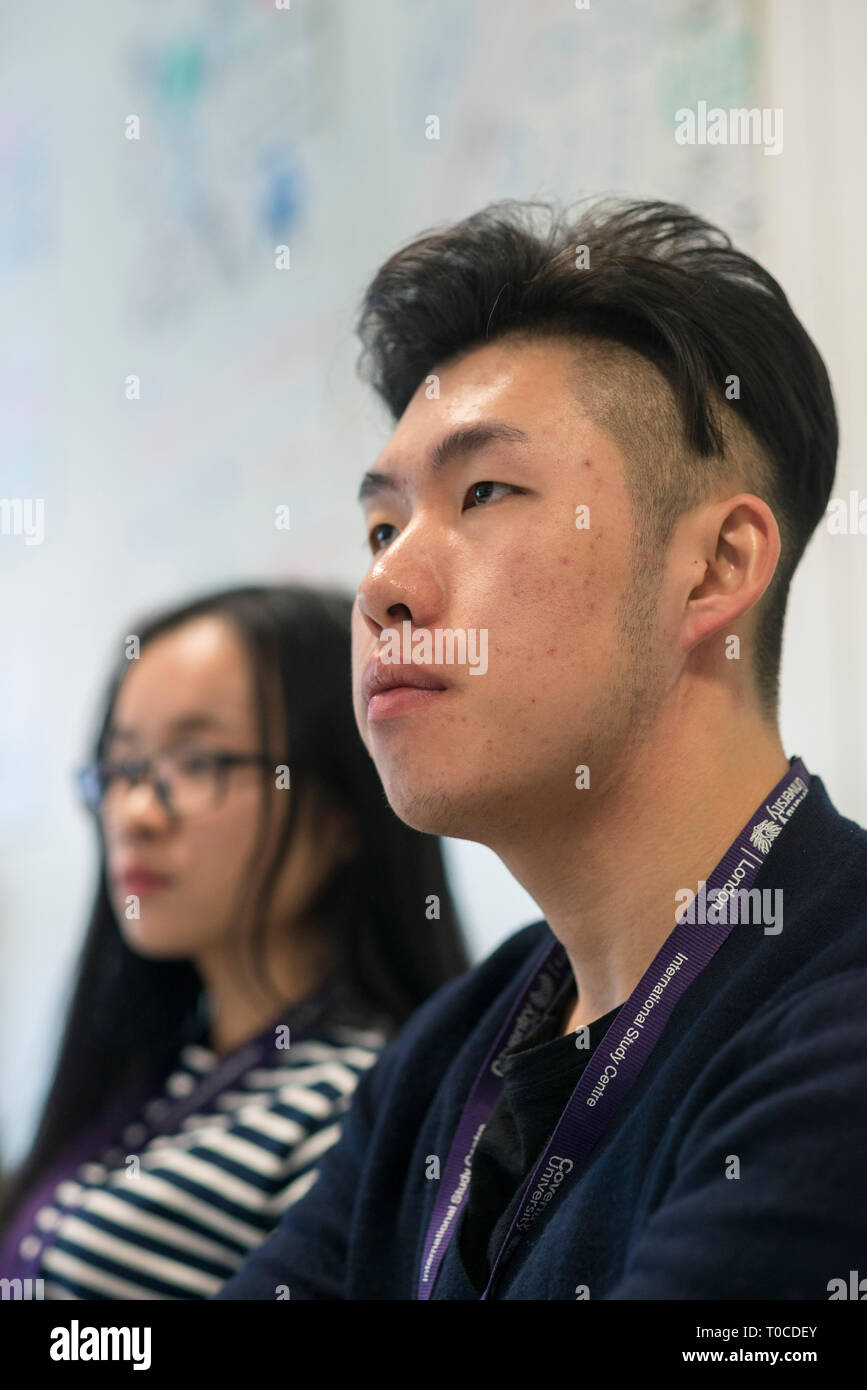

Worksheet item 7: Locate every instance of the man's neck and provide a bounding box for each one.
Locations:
[493,710,791,1038]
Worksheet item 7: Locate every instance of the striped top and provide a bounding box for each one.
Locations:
[2,1018,388,1300]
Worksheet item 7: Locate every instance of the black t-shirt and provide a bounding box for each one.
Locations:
[459,971,623,1294]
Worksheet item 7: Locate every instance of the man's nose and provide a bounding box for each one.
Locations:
[356,527,447,635]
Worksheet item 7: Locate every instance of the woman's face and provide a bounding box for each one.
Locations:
[100,615,282,958]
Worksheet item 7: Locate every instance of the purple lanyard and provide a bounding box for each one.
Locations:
[417,758,812,1300]
[123,983,337,1143]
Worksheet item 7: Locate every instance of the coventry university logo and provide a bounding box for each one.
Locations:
[750,819,783,854]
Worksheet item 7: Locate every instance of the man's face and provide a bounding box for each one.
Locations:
[352,335,668,846]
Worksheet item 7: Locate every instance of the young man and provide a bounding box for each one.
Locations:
[217,198,867,1300]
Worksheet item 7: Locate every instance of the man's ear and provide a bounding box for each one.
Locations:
[680,493,781,653]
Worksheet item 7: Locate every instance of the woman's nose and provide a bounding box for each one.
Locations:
[107,780,173,836]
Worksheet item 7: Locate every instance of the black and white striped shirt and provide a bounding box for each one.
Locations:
[11,1021,387,1299]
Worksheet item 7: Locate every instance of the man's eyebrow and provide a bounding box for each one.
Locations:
[357,421,530,504]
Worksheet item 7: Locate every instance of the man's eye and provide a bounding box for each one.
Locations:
[368,521,398,553]
[462,481,516,510]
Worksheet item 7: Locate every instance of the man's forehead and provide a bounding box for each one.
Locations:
[408,334,577,409]
[381,337,585,454]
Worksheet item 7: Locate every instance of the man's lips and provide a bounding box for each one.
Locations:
[361,659,450,705]
[361,658,450,722]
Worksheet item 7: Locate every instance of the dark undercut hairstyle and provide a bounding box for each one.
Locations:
[356,197,838,717]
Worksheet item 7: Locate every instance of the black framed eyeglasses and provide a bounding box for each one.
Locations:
[75,750,285,819]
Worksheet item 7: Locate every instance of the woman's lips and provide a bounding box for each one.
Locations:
[366,686,449,723]
[121,870,173,895]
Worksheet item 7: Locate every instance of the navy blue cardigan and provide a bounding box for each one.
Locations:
[216,773,867,1300]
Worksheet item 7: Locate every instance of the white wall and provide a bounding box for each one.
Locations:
[758,0,867,815]
[2,0,864,1168]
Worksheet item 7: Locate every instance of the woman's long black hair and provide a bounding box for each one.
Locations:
[0,584,469,1231]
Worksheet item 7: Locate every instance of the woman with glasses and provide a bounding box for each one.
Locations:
[0,584,468,1298]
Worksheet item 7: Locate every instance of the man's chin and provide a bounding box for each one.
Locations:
[378,778,486,841]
